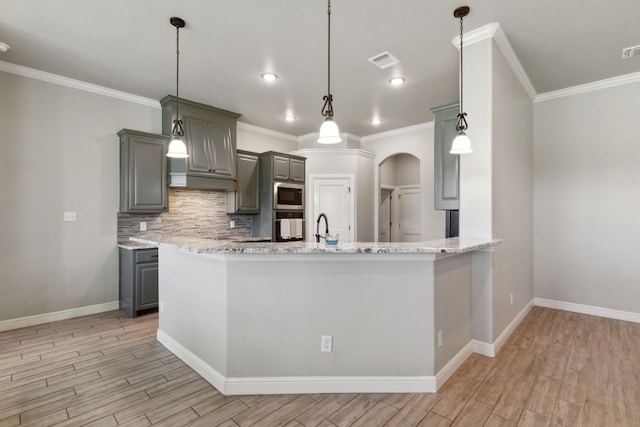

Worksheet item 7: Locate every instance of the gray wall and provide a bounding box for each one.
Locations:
[0,69,295,323]
[533,82,640,313]
[460,38,534,343]
[0,70,160,321]
[490,42,534,338]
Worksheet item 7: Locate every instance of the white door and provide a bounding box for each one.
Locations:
[311,177,354,242]
[397,186,421,242]
[379,188,392,242]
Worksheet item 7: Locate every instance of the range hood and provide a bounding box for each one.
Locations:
[169,172,236,191]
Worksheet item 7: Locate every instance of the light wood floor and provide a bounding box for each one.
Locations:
[1,306,639,426]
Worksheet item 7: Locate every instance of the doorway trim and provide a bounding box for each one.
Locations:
[307,174,356,242]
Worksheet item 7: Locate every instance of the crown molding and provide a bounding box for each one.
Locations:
[296,132,361,143]
[0,60,160,108]
[535,71,640,103]
[452,23,537,101]
[293,148,376,159]
[361,121,434,143]
[237,122,298,141]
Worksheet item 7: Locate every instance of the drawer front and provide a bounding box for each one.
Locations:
[135,249,158,264]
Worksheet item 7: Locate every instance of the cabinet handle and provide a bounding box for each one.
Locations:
[151,255,158,258]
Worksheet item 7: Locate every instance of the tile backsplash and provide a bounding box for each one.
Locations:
[117,188,253,243]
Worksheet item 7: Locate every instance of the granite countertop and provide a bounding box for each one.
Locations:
[118,241,158,250]
[129,234,500,255]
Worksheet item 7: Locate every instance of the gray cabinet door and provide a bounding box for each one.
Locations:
[227,151,260,213]
[118,129,168,213]
[290,158,305,182]
[184,116,213,174]
[432,103,460,210]
[236,152,260,212]
[207,123,235,178]
[136,263,159,310]
[119,247,158,317]
[273,155,290,181]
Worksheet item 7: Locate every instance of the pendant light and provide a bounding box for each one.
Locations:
[317,0,342,144]
[167,17,189,158]
[450,6,472,155]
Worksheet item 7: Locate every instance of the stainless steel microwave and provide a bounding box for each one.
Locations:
[274,182,304,210]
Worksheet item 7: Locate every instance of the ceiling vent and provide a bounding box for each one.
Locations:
[622,44,640,59]
[368,51,401,69]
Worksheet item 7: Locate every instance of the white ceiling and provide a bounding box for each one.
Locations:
[2,0,639,137]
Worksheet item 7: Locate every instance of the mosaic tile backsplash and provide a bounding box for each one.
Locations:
[117,188,253,243]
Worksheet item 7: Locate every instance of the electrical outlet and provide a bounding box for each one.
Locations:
[437,330,443,348]
[321,335,333,352]
[63,211,77,222]
[510,293,514,306]
[230,220,236,229]
[140,221,147,231]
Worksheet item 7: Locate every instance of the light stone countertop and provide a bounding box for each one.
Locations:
[118,242,158,250]
[130,234,500,255]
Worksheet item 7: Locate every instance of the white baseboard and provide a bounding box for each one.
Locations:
[157,329,227,393]
[157,328,439,395]
[534,298,640,324]
[472,298,534,358]
[224,375,437,395]
[434,341,473,391]
[0,301,120,332]
[472,340,495,358]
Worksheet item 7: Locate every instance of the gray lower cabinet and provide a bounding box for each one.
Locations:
[432,103,460,210]
[118,129,169,213]
[160,95,240,191]
[226,150,260,213]
[119,248,158,318]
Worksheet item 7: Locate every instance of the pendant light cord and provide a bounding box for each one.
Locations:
[321,0,334,118]
[176,23,180,121]
[458,15,463,116]
[172,21,184,138]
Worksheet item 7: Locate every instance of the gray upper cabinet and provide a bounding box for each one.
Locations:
[290,158,305,182]
[432,103,460,210]
[160,95,240,191]
[118,129,168,213]
[226,150,260,213]
[273,155,291,181]
[268,153,306,182]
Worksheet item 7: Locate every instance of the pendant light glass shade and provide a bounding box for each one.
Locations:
[167,137,189,158]
[450,131,472,154]
[318,117,342,144]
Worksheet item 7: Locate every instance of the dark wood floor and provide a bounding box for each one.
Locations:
[0,306,639,426]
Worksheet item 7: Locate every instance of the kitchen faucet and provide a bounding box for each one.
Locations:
[315,213,329,242]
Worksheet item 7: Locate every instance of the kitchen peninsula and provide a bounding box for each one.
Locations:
[132,235,499,395]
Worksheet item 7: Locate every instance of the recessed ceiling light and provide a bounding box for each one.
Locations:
[285,115,296,122]
[389,77,405,86]
[370,118,382,125]
[0,42,10,53]
[261,73,278,82]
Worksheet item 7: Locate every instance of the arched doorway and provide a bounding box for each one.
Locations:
[378,153,421,242]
